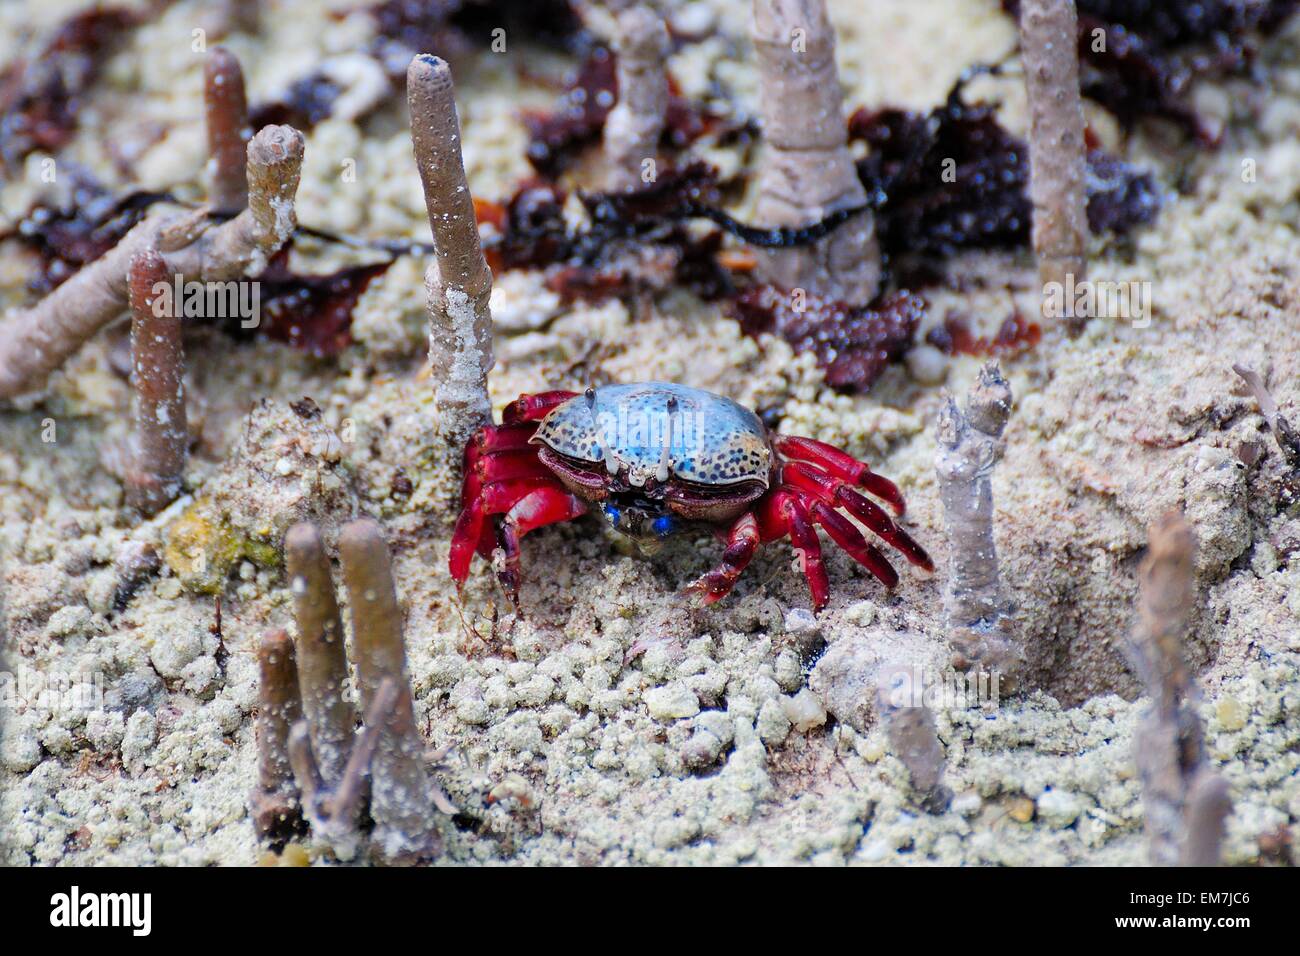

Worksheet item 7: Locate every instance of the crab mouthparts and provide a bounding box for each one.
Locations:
[601,499,679,549]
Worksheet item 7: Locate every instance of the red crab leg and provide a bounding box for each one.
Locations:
[465,422,538,467]
[461,425,546,551]
[801,496,899,588]
[495,487,588,599]
[772,435,907,516]
[475,522,502,561]
[835,487,933,572]
[463,426,541,503]
[687,512,762,604]
[461,449,554,506]
[449,477,556,584]
[463,451,554,560]
[759,490,829,611]
[502,390,579,424]
[781,460,933,572]
[450,498,488,583]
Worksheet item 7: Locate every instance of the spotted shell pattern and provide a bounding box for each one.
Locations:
[532,383,772,486]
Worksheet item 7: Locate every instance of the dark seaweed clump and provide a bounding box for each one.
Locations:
[3,180,391,356]
[0,7,139,168]
[367,0,587,83]
[3,176,393,357]
[522,45,617,178]
[242,248,395,358]
[732,287,926,391]
[506,70,1164,392]
[925,310,1042,358]
[438,0,586,54]
[480,166,923,391]
[481,163,736,303]
[1003,0,1299,142]
[850,81,1162,270]
[523,45,741,179]
[252,0,589,132]
[248,74,345,133]
[2,178,161,295]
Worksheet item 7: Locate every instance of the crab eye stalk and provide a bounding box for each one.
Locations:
[655,395,680,483]
[581,387,620,475]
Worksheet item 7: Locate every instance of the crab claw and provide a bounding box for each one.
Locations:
[491,487,587,599]
[450,417,589,605]
[686,513,761,605]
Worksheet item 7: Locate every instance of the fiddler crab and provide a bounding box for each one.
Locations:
[450,382,933,611]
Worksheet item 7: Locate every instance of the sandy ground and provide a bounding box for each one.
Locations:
[0,0,1297,866]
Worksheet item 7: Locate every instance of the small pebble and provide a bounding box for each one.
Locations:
[857,736,886,763]
[781,689,827,732]
[644,683,700,721]
[783,607,817,633]
[756,698,791,745]
[858,837,891,862]
[951,791,982,817]
[1216,697,1246,732]
[0,716,41,773]
[905,343,948,384]
[1008,796,1036,823]
[670,1,716,36]
[1036,789,1082,829]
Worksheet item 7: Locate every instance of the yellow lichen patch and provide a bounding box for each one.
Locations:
[164,501,281,594]
[163,507,220,591]
[256,844,311,867]
[278,843,311,866]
